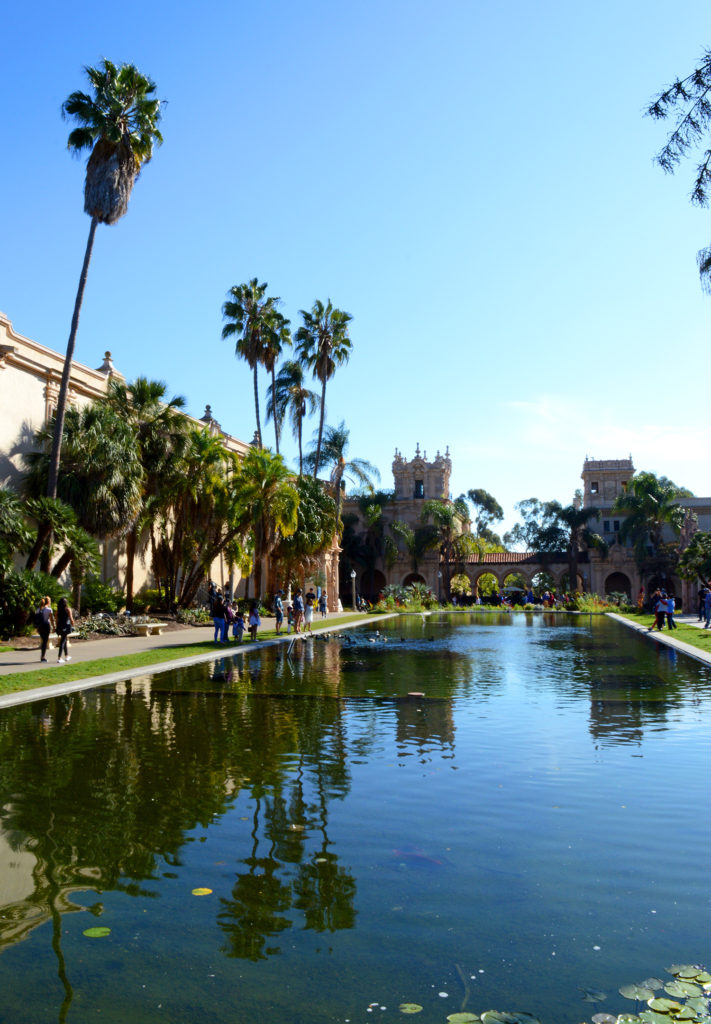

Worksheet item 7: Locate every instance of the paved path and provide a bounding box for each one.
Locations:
[607,611,711,668]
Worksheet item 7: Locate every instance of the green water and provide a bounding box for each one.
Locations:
[0,612,710,1024]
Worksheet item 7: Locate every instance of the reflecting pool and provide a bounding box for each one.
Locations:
[1,612,710,1024]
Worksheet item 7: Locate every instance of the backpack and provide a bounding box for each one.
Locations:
[33,608,44,628]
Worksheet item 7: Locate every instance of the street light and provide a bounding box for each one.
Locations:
[437,570,442,604]
[351,569,357,611]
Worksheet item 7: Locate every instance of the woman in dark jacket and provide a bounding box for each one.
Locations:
[56,597,75,663]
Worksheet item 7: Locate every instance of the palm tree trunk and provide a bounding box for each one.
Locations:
[313,378,327,478]
[47,216,99,499]
[298,413,303,476]
[125,527,137,611]
[271,367,280,454]
[253,365,263,448]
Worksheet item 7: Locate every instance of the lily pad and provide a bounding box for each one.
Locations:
[695,975,711,986]
[639,1011,672,1024]
[591,1014,616,1024]
[641,981,665,992]
[621,985,656,1002]
[509,1015,541,1024]
[398,1005,423,1015]
[674,1007,698,1020]
[665,982,702,999]
[191,887,213,896]
[481,1013,519,1024]
[83,926,111,938]
[616,1015,641,1024]
[446,1015,480,1023]
[685,998,710,1015]
[668,966,701,978]
[679,970,704,980]
[647,998,682,1013]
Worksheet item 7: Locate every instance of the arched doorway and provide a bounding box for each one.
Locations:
[362,569,387,603]
[474,572,500,603]
[403,572,426,588]
[605,572,632,599]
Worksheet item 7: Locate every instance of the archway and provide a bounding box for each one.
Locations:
[403,572,426,588]
[503,572,526,604]
[474,572,500,604]
[605,572,632,599]
[362,569,387,603]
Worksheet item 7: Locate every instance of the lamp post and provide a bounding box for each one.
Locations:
[351,569,357,611]
[437,570,442,604]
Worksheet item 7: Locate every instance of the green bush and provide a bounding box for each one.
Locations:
[176,607,211,625]
[131,587,163,614]
[0,569,69,637]
[81,577,125,615]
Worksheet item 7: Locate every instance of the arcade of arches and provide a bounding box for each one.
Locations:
[340,449,701,609]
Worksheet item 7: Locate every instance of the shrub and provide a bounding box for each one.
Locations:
[176,607,211,625]
[74,614,138,638]
[0,569,69,637]
[81,577,125,614]
[131,587,163,614]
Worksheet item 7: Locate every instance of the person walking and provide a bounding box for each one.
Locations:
[36,596,56,662]
[318,590,328,618]
[649,589,664,631]
[55,597,75,663]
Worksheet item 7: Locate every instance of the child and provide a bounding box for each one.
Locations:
[248,601,261,641]
[232,610,245,642]
[286,603,294,634]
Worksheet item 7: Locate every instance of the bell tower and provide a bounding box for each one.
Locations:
[392,444,452,501]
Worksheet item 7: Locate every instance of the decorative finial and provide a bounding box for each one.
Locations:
[201,404,213,421]
[415,442,420,456]
[96,351,115,374]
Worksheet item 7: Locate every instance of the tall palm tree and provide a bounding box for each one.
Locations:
[48,60,163,499]
[304,421,379,530]
[222,279,286,449]
[294,300,353,478]
[262,313,291,454]
[266,360,320,475]
[421,497,476,601]
[612,472,691,575]
[105,378,187,609]
[237,448,299,599]
[544,501,608,592]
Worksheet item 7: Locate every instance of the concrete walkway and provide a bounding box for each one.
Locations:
[607,611,711,668]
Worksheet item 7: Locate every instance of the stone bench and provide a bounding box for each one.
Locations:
[134,622,164,637]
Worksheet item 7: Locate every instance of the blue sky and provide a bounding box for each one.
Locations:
[2,0,711,535]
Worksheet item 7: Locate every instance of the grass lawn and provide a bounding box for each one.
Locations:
[0,614,370,698]
[615,612,711,655]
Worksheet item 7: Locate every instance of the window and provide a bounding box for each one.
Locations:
[414,480,424,499]
[591,481,599,494]
[613,520,620,532]
[603,520,610,533]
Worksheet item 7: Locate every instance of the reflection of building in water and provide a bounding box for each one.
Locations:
[0,823,96,952]
[587,696,644,747]
[394,698,455,752]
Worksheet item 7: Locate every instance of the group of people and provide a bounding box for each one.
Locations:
[649,589,677,631]
[208,581,329,644]
[33,595,75,663]
[210,593,261,644]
